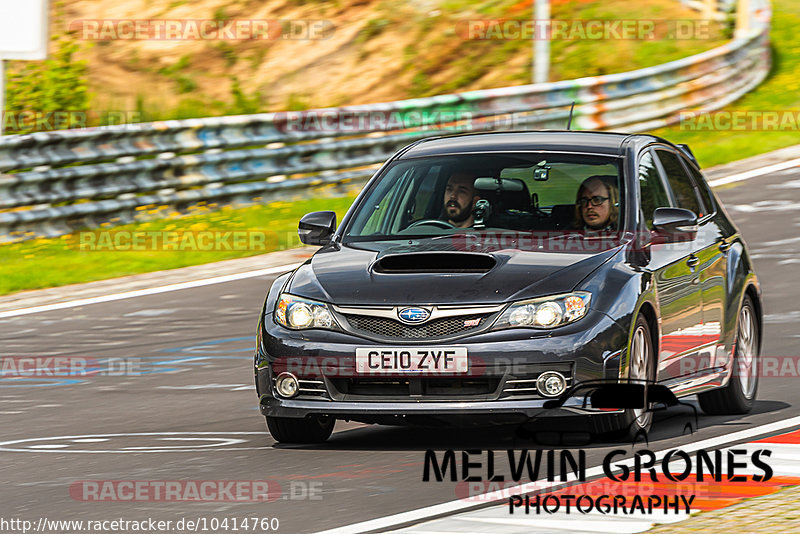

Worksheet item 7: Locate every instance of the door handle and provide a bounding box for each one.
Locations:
[719,240,732,253]
[686,255,699,268]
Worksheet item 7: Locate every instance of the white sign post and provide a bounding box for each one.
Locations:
[532,0,550,84]
[0,0,50,134]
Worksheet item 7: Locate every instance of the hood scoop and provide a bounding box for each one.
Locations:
[372,252,496,274]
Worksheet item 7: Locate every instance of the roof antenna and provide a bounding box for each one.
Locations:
[566,101,576,130]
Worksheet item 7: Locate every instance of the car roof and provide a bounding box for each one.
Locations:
[397,130,665,159]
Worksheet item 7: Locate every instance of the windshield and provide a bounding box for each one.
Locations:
[344,153,624,242]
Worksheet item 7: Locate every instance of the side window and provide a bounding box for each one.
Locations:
[655,150,702,216]
[410,166,443,220]
[358,169,411,234]
[638,150,672,229]
[684,162,715,217]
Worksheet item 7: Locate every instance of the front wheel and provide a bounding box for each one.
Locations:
[698,295,759,414]
[598,315,655,443]
[616,315,656,441]
[266,415,335,444]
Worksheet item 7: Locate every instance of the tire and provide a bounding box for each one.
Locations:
[611,315,656,442]
[698,294,759,415]
[266,415,335,444]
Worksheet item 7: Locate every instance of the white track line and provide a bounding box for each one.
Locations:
[313,415,800,534]
[708,157,800,187]
[0,264,298,319]
[1,153,798,320]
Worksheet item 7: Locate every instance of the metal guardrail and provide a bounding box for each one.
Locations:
[0,0,771,242]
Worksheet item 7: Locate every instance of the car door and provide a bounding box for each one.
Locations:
[649,147,709,381]
[681,158,729,372]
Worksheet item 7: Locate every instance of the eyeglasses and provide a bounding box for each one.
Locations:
[578,196,609,207]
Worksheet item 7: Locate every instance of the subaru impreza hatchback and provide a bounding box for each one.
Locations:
[254,131,762,444]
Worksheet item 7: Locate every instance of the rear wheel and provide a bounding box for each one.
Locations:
[698,295,759,414]
[266,415,335,444]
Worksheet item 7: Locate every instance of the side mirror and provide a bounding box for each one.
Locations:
[652,207,698,242]
[298,211,336,246]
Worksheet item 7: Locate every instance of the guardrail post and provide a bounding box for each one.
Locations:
[703,0,717,20]
[735,0,752,38]
[0,60,4,136]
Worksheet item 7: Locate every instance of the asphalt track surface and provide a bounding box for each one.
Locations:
[1,165,799,534]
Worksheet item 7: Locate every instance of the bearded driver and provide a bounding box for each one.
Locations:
[443,171,481,228]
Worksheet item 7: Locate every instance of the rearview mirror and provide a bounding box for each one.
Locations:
[652,207,698,242]
[298,211,336,246]
[473,177,524,193]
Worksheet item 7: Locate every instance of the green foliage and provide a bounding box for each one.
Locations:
[285,93,310,111]
[409,72,432,98]
[230,76,263,114]
[213,7,228,22]
[249,47,268,69]
[356,18,391,44]
[4,35,90,134]
[175,75,198,94]
[215,42,238,68]
[157,55,191,76]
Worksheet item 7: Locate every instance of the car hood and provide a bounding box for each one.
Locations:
[286,237,622,306]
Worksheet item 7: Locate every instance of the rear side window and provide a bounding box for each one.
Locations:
[638,150,672,229]
[656,150,703,217]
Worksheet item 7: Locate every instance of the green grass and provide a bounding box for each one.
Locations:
[649,0,800,167]
[0,196,356,296]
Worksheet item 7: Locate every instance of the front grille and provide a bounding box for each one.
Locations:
[343,314,491,340]
[329,377,501,400]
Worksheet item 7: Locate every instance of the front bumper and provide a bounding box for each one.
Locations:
[260,397,549,417]
[256,308,629,421]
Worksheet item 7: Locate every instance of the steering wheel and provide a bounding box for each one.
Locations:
[407,218,456,230]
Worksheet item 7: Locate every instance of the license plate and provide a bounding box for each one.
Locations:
[355,347,468,374]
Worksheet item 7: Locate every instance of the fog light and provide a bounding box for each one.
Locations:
[275,372,299,398]
[536,371,567,397]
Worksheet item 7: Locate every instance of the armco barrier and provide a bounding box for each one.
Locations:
[0,0,771,242]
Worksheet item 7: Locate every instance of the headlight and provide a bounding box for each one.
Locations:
[275,294,339,331]
[494,292,591,330]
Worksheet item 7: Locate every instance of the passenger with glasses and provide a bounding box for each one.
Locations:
[572,175,619,231]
